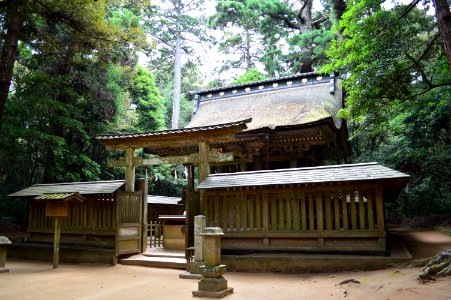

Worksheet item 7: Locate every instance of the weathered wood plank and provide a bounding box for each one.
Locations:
[301,191,307,230]
[308,191,314,230]
[325,190,332,230]
[367,189,374,229]
[286,192,292,230]
[249,194,254,232]
[316,190,323,232]
[341,188,349,230]
[350,188,357,230]
[333,189,340,230]
[270,193,277,231]
[262,192,269,232]
[293,191,300,230]
[375,187,385,231]
[359,189,366,230]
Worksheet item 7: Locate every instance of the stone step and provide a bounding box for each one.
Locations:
[142,249,185,259]
[119,254,187,270]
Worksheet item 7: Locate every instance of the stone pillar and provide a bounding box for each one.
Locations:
[0,236,12,273]
[181,215,206,279]
[192,227,233,298]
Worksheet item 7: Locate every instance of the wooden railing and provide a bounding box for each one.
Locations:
[147,221,163,248]
[205,183,386,252]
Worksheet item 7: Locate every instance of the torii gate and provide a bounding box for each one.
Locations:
[97,120,250,252]
[97,119,250,193]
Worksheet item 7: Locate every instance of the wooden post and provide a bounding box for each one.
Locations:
[198,141,210,214]
[139,179,148,252]
[125,148,136,192]
[53,217,61,269]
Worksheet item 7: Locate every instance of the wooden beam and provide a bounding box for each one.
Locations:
[108,151,234,167]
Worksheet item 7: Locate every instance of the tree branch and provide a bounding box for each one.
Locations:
[266,12,301,30]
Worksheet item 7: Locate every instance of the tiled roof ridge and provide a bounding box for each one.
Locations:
[191,72,323,95]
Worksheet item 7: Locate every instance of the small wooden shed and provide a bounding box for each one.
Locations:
[198,162,409,254]
[9,180,145,261]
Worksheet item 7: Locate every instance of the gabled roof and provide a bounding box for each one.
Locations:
[187,73,343,132]
[9,180,125,197]
[198,163,409,189]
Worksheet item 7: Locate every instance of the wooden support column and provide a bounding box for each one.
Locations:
[139,179,148,252]
[125,148,136,192]
[53,217,61,269]
[198,141,210,214]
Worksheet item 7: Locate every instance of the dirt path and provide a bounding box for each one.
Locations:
[1,230,450,300]
[392,229,451,258]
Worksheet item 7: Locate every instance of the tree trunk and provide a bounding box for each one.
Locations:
[432,0,451,71]
[171,0,182,129]
[244,30,253,70]
[329,0,346,24]
[0,1,22,131]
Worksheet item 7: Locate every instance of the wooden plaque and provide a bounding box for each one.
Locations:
[46,201,68,217]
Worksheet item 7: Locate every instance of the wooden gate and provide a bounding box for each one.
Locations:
[115,191,142,257]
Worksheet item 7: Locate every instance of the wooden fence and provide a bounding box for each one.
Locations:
[205,183,386,253]
[147,221,163,248]
[28,195,116,247]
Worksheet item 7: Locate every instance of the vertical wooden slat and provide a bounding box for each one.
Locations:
[301,191,306,230]
[340,188,348,230]
[271,192,277,231]
[249,193,254,232]
[229,194,234,231]
[214,192,220,228]
[350,188,357,230]
[256,192,261,231]
[222,193,228,232]
[278,192,284,230]
[316,190,323,231]
[359,188,366,230]
[333,189,340,230]
[262,191,269,232]
[308,191,314,230]
[375,187,385,231]
[367,188,375,229]
[242,192,248,231]
[236,193,241,231]
[293,190,300,230]
[286,191,292,230]
[325,189,332,230]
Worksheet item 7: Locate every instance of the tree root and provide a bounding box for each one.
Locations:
[417,250,451,283]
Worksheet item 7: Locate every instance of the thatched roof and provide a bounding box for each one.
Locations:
[187,74,343,132]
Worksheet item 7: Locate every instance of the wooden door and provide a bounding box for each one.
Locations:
[115,191,142,257]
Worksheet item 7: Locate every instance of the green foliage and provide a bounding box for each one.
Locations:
[131,66,165,131]
[210,0,333,76]
[323,1,451,217]
[230,68,268,85]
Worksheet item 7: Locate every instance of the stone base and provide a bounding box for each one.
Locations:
[189,261,204,274]
[192,287,234,298]
[0,267,10,273]
[179,271,202,280]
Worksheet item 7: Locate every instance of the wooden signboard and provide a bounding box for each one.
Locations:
[46,201,68,217]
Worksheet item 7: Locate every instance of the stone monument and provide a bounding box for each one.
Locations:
[192,227,233,298]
